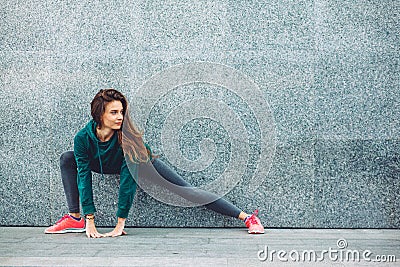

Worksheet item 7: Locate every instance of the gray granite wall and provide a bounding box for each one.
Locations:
[0,0,398,228]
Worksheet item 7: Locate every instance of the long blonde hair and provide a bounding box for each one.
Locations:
[91,89,149,163]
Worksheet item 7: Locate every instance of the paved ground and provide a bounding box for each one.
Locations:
[0,227,399,266]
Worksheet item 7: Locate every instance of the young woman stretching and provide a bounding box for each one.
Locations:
[45,89,264,238]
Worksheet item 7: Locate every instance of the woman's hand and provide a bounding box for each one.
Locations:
[85,217,104,238]
[105,217,127,237]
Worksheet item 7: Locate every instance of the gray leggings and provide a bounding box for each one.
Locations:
[60,151,241,218]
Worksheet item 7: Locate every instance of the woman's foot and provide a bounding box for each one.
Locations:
[44,214,85,234]
[244,210,265,234]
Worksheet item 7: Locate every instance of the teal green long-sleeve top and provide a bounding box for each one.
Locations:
[74,120,151,218]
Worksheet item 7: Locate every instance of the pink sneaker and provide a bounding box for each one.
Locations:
[44,214,85,234]
[244,210,265,234]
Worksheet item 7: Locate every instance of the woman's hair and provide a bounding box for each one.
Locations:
[91,88,149,163]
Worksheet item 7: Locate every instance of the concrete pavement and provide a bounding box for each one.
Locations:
[0,227,399,266]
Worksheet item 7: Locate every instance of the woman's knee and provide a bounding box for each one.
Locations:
[175,186,219,204]
[60,151,75,167]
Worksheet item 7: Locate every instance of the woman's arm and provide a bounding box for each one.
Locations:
[74,134,104,238]
[74,134,96,215]
[105,158,138,237]
[116,158,138,219]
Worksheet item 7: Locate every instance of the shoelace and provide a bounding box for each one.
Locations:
[246,210,260,225]
[55,214,69,225]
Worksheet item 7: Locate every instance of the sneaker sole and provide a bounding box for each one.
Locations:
[45,228,86,234]
[248,230,265,234]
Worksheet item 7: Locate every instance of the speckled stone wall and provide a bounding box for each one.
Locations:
[0,1,398,228]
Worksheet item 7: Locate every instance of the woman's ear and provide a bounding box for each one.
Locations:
[98,116,103,128]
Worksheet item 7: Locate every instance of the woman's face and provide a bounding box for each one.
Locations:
[100,100,124,130]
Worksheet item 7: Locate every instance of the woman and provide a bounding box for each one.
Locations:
[45,89,264,238]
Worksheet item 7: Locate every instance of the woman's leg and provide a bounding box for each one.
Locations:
[147,159,242,218]
[45,151,84,234]
[60,151,80,214]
